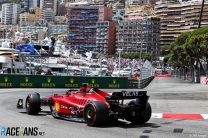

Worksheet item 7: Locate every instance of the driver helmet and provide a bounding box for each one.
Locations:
[80,84,91,93]
[86,86,91,93]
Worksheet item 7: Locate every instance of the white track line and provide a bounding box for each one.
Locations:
[151,113,163,118]
[151,113,208,120]
[201,114,208,119]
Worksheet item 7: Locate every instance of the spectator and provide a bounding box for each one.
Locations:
[35,68,41,75]
[45,69,53,75]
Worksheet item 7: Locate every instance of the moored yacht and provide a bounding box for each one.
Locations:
[0,39,26,74]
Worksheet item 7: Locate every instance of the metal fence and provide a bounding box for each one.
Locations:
[128,60,155,89]
[172,67,198,83]
[141,60,155,79]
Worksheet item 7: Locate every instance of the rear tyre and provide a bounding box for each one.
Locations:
[129,102,152,124]
[84,101,108,126]
[109,116,118,122]
[26,93,40,115]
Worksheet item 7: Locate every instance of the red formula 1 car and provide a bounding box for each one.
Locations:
[17,85,151,126]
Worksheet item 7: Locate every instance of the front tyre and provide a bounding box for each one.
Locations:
[84,101,108,126]
[25,93,40,115]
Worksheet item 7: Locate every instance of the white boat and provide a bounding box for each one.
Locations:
[0,40,26,74]
[41,63,68,76]
[111,67,139,78]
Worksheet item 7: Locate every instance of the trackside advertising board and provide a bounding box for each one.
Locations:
[0,75,128,89]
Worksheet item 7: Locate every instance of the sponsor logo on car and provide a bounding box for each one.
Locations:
[122,91,139,97]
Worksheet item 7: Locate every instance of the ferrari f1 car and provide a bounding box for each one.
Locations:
[17,85,151,126]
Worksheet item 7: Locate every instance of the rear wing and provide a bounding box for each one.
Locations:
[110,91,148,100]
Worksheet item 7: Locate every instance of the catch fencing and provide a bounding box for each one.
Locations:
[128,60,155,89]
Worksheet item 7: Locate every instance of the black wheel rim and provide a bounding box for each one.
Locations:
[26,98,31,113]
[85,106,95,122]
[86,109,93,119]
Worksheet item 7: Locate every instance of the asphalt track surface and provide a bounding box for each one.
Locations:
[0,77,208,138]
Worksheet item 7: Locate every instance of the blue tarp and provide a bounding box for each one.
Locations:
[16,44,35,54]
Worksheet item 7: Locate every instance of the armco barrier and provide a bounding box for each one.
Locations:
[128,76,154,89]
[139,76,154,89]
[0,75,128,89]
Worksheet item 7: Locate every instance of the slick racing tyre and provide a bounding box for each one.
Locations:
[108,116,118,123]
[26,93,41,115]
[84,101,108,126]
[127,101,152,125]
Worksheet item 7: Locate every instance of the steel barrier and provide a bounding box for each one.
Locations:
[128,76,154,89]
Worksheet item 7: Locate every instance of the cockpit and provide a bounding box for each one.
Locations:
[80,84,97,94]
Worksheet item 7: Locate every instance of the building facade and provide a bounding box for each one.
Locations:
[19,7,44,26]
[67,5,112,51]
[43,0,54,9]
[116,17,160,58]
[96,21,117,54]
[19,13,29,26]
[112,9,125,23]
[44,8,54,22]
[24,0,40,12]
[57,1,67,16]
[48,24,68,36]
[42,0,58,21]
[110,0,125,10]
[155,1,208,48]
[24,0,29,11]
[20,26,48,33]
[54,16,68,24]
[35,7,44,19]
[1,3,21,25]
[0,25,17,39]
[43,0,58,15]
[127,0,148,6]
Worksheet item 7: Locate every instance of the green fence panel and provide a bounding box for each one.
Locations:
[0,75,128,89]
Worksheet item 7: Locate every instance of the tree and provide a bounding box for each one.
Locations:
[120,52,152,60]
[167,27,208,77]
